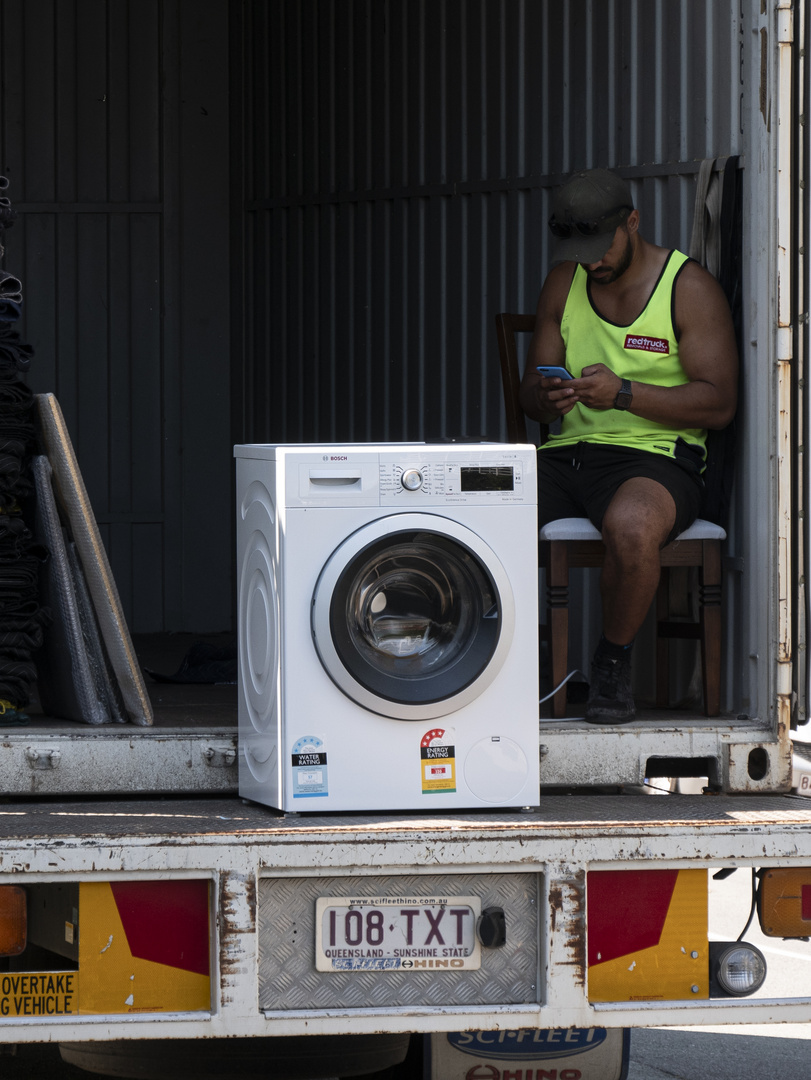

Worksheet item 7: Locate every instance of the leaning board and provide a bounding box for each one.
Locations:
[36,393,153,726]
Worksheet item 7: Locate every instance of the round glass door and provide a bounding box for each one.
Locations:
[311,514,515,720]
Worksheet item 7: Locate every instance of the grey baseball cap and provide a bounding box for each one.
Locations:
[548,168,634,264]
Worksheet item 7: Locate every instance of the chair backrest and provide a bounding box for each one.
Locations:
[494,312,535,443]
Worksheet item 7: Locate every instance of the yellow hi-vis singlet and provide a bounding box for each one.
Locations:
[544,250,707,468]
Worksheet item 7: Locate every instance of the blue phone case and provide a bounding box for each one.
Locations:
[536,365,573,380]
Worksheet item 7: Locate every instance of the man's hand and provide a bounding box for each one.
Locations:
[529,362,628,419]
[533,373,580,419]
[574,363,624,410]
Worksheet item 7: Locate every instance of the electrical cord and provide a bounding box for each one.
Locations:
[539,669,588,705]
[539,669,589,722]
[736,868,761,942]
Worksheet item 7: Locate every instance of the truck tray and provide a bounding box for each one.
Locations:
[538,710,791,795]
[0,634,237,797]
[5,636,792,799]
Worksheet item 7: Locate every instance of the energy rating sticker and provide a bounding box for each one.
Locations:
[0,971,78,1017]
[420,728,456,794]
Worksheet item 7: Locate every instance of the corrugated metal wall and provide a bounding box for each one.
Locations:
[0,0,744,641]
[235,0,745,709]
[0,0,232,633]
[237,0,742,447]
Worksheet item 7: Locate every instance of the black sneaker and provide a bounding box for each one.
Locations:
[585,655,635,724]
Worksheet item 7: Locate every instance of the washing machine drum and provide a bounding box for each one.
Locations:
[311,513,516,720]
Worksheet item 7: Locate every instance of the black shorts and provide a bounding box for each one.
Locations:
[537,443,704,544]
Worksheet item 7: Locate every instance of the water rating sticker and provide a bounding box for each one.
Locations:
[421,728,456,794]
[292,735,328,798]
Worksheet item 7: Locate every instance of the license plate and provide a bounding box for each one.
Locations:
[315,895,482,972]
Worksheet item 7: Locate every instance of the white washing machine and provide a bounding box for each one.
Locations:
[235,443,539,812]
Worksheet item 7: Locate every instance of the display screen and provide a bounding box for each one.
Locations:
[460,466,514,492]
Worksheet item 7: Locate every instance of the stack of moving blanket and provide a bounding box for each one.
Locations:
[0,176,48,721]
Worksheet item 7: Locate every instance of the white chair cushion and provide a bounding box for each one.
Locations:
[539,517,601,541]
[673,518,727,541]
[538,516,726,542]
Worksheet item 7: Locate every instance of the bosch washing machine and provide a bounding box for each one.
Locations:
[235,443,540,812]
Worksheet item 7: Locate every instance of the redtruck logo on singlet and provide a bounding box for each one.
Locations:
[624,334,669,354]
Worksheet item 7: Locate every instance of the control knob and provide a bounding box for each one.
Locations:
[400,468,423,491]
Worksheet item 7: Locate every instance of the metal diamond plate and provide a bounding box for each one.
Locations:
[258,872,540,1010]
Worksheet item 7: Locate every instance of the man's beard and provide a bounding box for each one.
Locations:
[583,233,633,285]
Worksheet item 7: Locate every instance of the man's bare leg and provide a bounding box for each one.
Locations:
[585,477,677,723]
[600,477,677,642]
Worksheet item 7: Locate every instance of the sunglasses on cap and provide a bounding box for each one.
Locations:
[547,205,633,239]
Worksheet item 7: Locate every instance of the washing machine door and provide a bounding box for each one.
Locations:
[311,513,515,720]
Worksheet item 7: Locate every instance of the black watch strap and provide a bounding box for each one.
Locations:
[613,378,633,411]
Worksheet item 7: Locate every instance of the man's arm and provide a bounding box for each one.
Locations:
[519,262,579,423]
[571,262,738,429]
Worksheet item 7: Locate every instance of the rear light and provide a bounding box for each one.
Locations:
[758,868,811,937]
[0,885,27,956]
[709,941,767,997]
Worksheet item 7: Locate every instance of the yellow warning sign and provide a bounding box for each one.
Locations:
[0,971,78,1017]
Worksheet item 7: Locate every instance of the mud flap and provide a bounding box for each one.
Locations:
[428,1027,630,1080]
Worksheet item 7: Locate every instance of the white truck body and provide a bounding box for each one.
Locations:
[0,0,810,1067]
[2,796,811,1045]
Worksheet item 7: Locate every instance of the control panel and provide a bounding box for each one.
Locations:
[378,460,527,503]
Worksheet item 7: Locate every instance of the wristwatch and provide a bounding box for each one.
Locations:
[613,378,633,411]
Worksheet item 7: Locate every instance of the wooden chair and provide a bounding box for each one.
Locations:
[495,312,725,719]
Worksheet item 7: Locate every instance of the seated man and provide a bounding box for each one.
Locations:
[519,168,738,724]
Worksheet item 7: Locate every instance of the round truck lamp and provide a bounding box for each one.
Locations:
[709,941,766,997]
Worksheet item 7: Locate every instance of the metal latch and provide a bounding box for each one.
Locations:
[26,748,61,770]
[203,745,237,768]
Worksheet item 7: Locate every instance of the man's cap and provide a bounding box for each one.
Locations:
[549,168,634,264]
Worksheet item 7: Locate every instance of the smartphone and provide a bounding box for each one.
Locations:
[536,365,573,380]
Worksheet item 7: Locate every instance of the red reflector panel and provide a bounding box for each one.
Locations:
[587,869,678,967]
[0,885,26,957]
[802,884,811,922]
[110,881,210,976]
[587,869,708,1003]
[79,881,211,1015]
